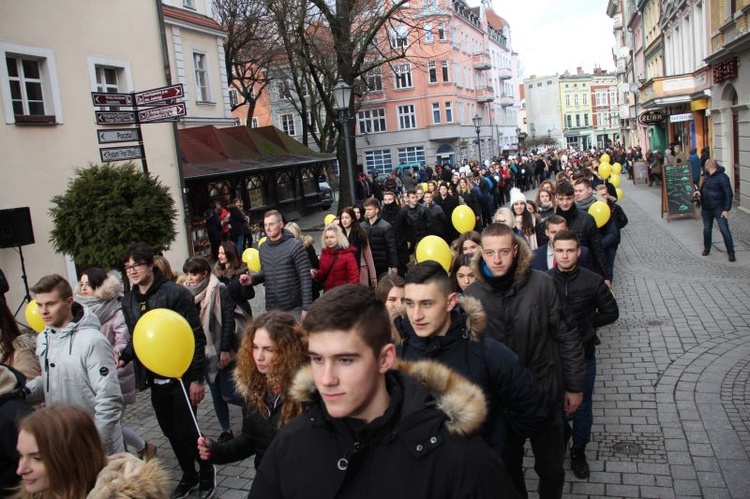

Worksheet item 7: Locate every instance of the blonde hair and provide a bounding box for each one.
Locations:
[284,222,302,239]
[321,223,350,248]
[493,207,516,229]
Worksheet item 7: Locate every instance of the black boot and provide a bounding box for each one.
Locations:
[570,447,590,479]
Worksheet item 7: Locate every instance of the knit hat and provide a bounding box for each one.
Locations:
[509,187,526,206]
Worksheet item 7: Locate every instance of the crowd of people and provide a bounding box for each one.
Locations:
[0,143,737,498]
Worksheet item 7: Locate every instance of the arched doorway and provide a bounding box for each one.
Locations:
[721,84,739,201]
[436,144,455,166]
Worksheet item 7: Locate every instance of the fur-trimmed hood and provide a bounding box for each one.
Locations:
[289,359,487,436]
[73,274,123,302]
[393,296,486,344]
[87,453,171,498]
[471,234,533,285]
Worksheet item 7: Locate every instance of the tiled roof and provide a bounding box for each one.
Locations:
[485,10,509,31]
[162,5,224,33]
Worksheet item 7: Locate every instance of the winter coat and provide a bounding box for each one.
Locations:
[205,335,288,469]
[316,246,360,291]
[381,203,409,271]
[26,303,124,454]
[249,361,520,499]
[425,203,450,243]
[531,245,594,273]
[228,206,251,239]
[688,152,702,183]
[598,210,621,250]
[556,205,611,280]
[86,452,170,498]
[394,297,550,454]
[0,334,38,383]
[700,165,733,212]
[465,238,585,406]
[404,203,435,250]
[0,365,34,494]
[75,276,136,405]
[575,195,596,212]
[253,230,312,312]
[360,217,398,277]
[120,269,207,388]
[214,262,255,318]
[548,266,619,359]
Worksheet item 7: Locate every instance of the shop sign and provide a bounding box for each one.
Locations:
[638,110,665,125]
[669,113,694,123]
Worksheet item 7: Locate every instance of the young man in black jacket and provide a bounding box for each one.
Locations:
[250,285,519,499]
[118,243,213,499]
[361,198,398,278]
[395,262,550,464]
[548,230,619,479]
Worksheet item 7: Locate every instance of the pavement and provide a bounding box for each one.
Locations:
[123,179,750,498]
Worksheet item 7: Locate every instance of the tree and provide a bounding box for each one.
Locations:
[49,163,177,270]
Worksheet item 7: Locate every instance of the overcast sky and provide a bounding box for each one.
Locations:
[468,0,617,78]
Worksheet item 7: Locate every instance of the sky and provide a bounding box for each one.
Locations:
[468,0,617,78]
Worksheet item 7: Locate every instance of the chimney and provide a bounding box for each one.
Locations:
[577,67,583,75]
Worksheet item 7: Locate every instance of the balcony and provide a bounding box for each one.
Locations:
[473,51,491,71]
[475,86,495,103]
[499,94,514,107]
[426,123,464,141]
[497,67,512,80]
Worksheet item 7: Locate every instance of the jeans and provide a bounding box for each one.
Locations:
[570,356,597,450]
[702,207,734,255]
[235,233,246,254]
[206,363,243,431]
[504,410,566,499]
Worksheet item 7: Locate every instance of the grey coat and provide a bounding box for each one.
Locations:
[254,230,312,311]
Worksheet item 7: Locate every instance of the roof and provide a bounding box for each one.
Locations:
[485,10,509,31]
[162,5,224,33]
[179,125,333,180]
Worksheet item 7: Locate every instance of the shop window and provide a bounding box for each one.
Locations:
[301,168,317,195]
[245,176,266,209]
[276,171,294,201]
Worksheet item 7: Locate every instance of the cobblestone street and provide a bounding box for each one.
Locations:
[123,180,750,498]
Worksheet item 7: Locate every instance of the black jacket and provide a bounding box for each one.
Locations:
[214,264,255,318]
[404,203,435,250]
[700,165,733,211]
[120,269,207,387]
[360,216,398,276]
[394,298,550,454]
[556,205,611,280]
[465,237,585,405]
[0,365,34,495]
[548,266,619,359]
[380,203,409,270]
[249,361,520,499]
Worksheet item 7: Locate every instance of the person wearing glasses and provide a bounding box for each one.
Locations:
[117,244,213,499]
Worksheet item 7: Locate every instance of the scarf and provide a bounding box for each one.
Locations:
[481,258,518,295]
[185,275,222,382]
[75,294,121,325]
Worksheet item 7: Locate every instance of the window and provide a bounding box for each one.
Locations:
[398,146,425,165]
[365,150,393,175]
[566,114,572,128]
[445,101,453,123]
[438,22,446,40]
[193,52,210,101]
[245,176,266,208]
[275,171,294,201]
[394,64,412,89]
[584,114,590,126]
[428,61,438,83]
[358,108,386,133]
[424,23,433,43]
[229,89,239,107]
[365,69,383,92]
[251,117,259,128]
[2,43,65,125]
[280,113,295,135]
[432,103,441,124]
[301,168,317,195]
[7,56,45,118]
[583,93,588,105]
[397,104,416,129]
[574,94,579,105]
[565,94,570,106]
[441,61,449,82]
[575,114,581,127]
[454,62,462,86]
[183,0,196,8]
[390,25,409,49]
[456,102,464,123]
[95,66,120,94]
[307,112,317,133]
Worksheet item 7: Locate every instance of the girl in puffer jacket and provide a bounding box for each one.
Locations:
[313,224,360,292]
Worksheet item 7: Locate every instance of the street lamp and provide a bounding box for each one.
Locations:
[472,114,482,166]
[515,126,521,152]
[332,79,356,205]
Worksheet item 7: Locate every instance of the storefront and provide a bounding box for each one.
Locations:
[179,125,334,257]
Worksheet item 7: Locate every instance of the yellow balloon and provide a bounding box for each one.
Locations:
[420,183,429,192]
[616,188,623,201]
[611,163,622,175]
[324,214,336,226]
[600,153,611,164]
[415,235,452,272]
[598,163,611,180]
[24,300,45,333]
[452,205,476,233]
[133,309,195,378]
[242,248,261,272]
[609,174,621,188]
[257,236,267,247]
[588,201,612,228]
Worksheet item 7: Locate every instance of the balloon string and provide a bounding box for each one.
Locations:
[178,378,203,438]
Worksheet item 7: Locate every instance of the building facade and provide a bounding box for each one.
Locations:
[523,74,562,148]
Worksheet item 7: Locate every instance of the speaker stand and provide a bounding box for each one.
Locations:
[13,245,32,318]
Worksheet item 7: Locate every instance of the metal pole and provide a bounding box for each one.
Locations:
[476,126,482,166]
[341,111,356,205]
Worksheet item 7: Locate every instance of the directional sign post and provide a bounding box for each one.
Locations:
[138,102,187,123]
[91,92,134,107]
[97,128,141,144]
[95,111,138,125]
[134,84,184,106]
[100,145,145,163]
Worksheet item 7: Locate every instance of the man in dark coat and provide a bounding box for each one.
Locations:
[361,198,398,278]
[554,181,611,285]
[699,159,735,261]
[380,191,409,276]
[0,364,34,495]
[403,189,435,255]
[118,243,211,499]
[465,223,585,499]
[422,190,450,243]
[395,262,550,461]
[531,216,593,272]
[249,285,519,499]
[548,230,619,479]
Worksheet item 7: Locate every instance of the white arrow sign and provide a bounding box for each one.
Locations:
[100,145,145,162]
[97,128,141,144]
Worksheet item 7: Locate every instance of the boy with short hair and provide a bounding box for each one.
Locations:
[249,284,518,499]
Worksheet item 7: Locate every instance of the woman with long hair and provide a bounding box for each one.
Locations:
[183,257,238,443]
[197,311,306,469]
[0,300,38,382]
[214,241,255,323]
[313,224,359,292]
[15,404,169,498]
[456,178,481,231]
[509,188,538,249]
[338,206,377,289]
[74,268,155,461]
[449,254,476,294]
[450,231,482,262]
[375,273,405,317]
